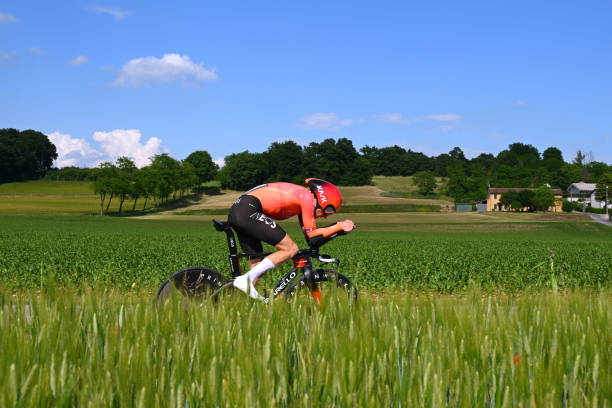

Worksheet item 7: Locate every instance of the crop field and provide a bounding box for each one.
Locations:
[0,212,610,405]
[1,288,610,406]
[1,214,610,291]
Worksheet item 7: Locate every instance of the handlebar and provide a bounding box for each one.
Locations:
[306,229,347,249]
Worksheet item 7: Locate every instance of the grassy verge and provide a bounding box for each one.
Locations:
[0,289,609,405]
[0,180,93,195]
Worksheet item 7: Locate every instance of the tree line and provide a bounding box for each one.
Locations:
[2,128,611,207]
[91,151,217,215]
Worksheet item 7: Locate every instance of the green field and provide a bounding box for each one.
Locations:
[0,183,611,405]
[1,213,610,291]
[1,289,609,406]
[0,180,93,195]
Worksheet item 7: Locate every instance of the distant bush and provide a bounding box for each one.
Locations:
[562,200,580,212]
[586,206,606,214]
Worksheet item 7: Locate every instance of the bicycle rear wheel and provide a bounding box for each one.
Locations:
[157,267,229,306]
[284,269,357,302]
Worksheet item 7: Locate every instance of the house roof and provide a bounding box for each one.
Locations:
[567,182,596,192]
[488,187,563,195]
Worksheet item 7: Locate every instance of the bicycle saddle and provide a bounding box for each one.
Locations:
[212,219,232,231]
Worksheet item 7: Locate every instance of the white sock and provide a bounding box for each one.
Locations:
[246,257,276,282]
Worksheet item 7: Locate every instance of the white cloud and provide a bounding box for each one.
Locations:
[214,157,225,169]
[0,51,15,62]
[374,113,413,124]
[87,6,130,20]
[47,129,166,168]
[373,113,462,125]
[113,53,218,87]
[514,100,527,105]
[92,129,165,167]
[423,114,462,122]
[29,47,45,56]
[47,132,104,168]
[69,55,88,66]
[299,113,353,131]
[0,12,17,23]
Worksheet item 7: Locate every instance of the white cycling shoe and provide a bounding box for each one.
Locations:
[232,274,266,301]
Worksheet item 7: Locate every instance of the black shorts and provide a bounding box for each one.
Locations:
[227,195,287,257]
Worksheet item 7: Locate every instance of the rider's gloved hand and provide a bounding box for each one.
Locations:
[340,220,355,233]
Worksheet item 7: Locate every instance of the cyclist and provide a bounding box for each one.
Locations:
[228,178,355,300]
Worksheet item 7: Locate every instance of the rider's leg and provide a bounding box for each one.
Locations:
[250,235,298,285]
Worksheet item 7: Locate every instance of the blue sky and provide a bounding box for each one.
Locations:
[1,1,611,167]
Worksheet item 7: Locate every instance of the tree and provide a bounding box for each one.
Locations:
[91,162,117,215]
[542,147,563,162]
[183,150,218,187]
[532,186,555,211]
[499,190,520,210]
[217,151,269,191]
[445,167,469,200]
[518,189,535,211]
[302,138,372,185]
[115,157,137,214]
[412,171,437,195]
[266,141,304,182]
[0,128,58,182]
[150,154,180,205]
[176,161,198,198]
[595,173,612,211]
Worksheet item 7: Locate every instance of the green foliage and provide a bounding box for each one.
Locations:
[266,141,304,182]
[184,150,218,185]
[0,290,609,405]
[217,151,269,190]
[586,206,606,214]
[411,171,437,195]
[217,138,373,190]
[518,189,535,210]
[360,145,433,176]
[0,128,57,183]
[595,173,611,209]
[531,186,556,211]
[562,200,581,213]
[302,138,372,185]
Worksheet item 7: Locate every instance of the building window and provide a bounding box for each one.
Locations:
[494,193,497,199]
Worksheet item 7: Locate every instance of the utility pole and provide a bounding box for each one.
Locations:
[606,185,609,220]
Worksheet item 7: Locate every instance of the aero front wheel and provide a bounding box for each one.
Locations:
[157,267,229,306]
[284,269,357,302]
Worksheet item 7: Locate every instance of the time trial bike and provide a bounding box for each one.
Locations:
[156,219,357,305]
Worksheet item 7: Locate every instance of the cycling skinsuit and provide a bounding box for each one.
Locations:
[227,182,343,257]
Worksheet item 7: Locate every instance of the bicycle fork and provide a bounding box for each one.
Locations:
[293,258,321,305]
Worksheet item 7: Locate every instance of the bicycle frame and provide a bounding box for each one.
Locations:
[213,219,342,299]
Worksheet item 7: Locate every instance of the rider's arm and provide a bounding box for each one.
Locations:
[300,203,343,239]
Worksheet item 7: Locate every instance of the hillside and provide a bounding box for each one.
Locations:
[0,177,455,215]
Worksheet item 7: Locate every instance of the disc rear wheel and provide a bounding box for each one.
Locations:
[157,267,229,306]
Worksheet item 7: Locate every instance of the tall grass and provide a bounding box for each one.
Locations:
[1,289,609,406]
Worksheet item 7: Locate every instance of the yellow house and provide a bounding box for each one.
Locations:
[487,188,563,212]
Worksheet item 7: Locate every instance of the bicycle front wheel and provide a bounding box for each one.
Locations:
[284,269,357,302]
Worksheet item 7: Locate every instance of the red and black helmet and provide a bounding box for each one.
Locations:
[305,178,343,214]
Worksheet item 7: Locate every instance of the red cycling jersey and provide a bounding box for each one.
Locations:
[246,183,343,239]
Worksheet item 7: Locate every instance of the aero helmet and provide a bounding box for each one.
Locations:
[305,178,342,214]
